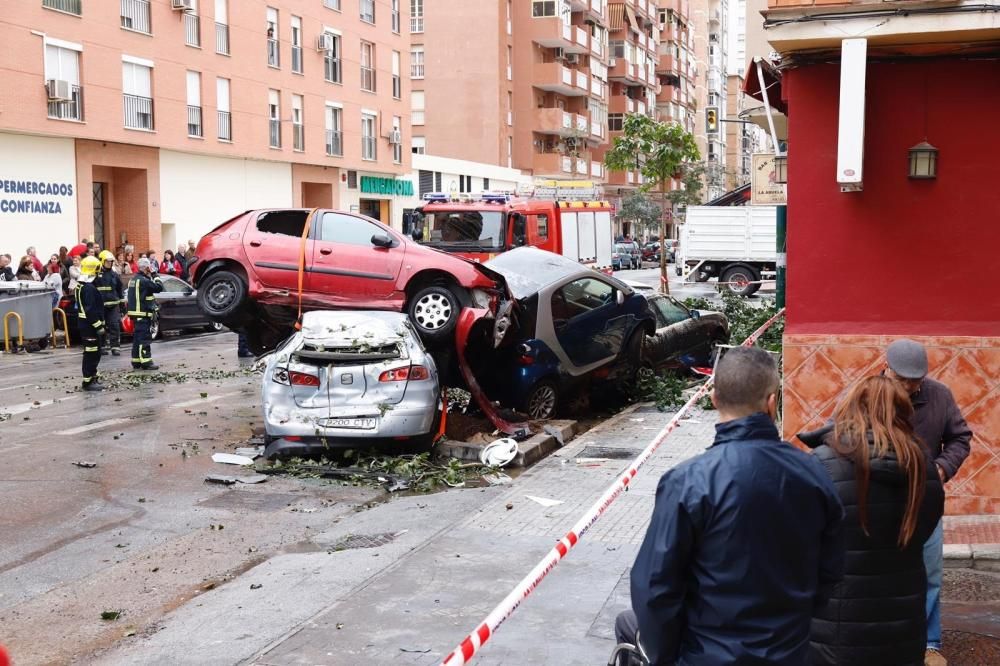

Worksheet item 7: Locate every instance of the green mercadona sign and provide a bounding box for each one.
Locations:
[360,176,414,196]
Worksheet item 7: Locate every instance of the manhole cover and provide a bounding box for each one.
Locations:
[199,492,301,512]
[578,446,641,460]
[331,532,398,551]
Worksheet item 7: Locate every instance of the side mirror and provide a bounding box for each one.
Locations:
[371,233,394,249]
[616,291,625,306]
[690,309,701,319]
[512,213,527,247]
[183,287,194,296]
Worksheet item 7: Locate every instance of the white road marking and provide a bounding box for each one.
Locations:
[0,382,38,394]
[55,417,132,436]
[1,395,79,416]
[172,391,243,409]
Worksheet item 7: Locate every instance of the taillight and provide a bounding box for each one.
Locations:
[379,365,430,382]
[289,370,320,386]
[517,343,535,366]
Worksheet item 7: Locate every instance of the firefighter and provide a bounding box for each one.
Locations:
[95,250,125,356]
[127,257,163,370]
[75,256,106,391]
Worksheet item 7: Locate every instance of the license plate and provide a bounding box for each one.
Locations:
[322,417,376,430]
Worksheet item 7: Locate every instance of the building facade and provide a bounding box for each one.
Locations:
[0,0,411,258]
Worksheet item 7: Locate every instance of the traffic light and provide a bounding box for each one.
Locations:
[706,107,719,133]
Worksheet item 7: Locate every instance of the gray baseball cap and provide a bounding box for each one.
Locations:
[886,339,928,379]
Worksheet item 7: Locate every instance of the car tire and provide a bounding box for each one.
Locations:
[721,265,761,297]
[407,285,461,341]
[208,321,225,332]
[197,269,248,322]
[523,379,559,420]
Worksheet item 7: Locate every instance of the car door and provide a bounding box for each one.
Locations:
[550,277,629,370]
[309,212,404,303]
[241,210,312,290]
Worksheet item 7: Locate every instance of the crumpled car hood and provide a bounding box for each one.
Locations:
[298,311,406,347]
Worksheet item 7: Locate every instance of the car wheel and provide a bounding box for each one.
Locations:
[408,286,461,340]
[721,265,761,297]
[197,269,248,322]
[209,321,225,332]
[524,380,559,420]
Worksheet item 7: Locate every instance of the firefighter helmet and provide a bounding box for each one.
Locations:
[99,250,115,263]
[81,256,102,277]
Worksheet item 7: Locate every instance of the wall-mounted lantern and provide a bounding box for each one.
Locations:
[908,141,938,179]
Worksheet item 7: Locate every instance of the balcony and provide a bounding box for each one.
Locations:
[121,0,151,34]
[184,13,200,47]
[217,110,231,141]
[590,119,604,140]
[43,0,81,15]
[590,77,605,99]
[576,158,588,175]
[534,62,587,96]
[533,151,576,176]
[123,93,153,130]
[47,85,84,122]
[609,58,641,84]
[534,108,589,137]
[326,129,343,156]
[530,17,586,54]
[187,105,202,137]
[215,23,229,55]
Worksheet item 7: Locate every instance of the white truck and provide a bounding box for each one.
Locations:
[676,205,777,296]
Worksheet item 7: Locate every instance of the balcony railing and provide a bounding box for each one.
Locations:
[121,0,151,33]
[324,54,341,83]
[123,93,153,130]
[291,45,303,73]
[362,136,377,160]
[293,123,304,151]
[43,0,81,15]
[217,110,231,141]
[269,119,281,148]
[215,23,230,55]
[267,38,280,67]
[184,13,200,47]
[187,105,202,137]
[47,85,84,121]
[326,129,343,156]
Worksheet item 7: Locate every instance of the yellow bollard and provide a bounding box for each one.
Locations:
[52,307,70,350]
[3,312,24,353]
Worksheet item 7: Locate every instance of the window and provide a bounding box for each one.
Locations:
[323,32,341,83]
[535,214,549,240]
[318,213,383,246]
[215,0,229,54]
[506,46,512,80]
[392,116,402,163]
[507,136,513,168]
[361,113,377,160]
[411,91,424,125]
[652,296,689,326]
[44,0,82,16]
[417,211,504,247]
[121,0,151,33]
[507,91,513,126]
[266,7,279,67]
[216,77,231,141]
[184,0,201,47]
[412,136,425,154]
[391,0,400,33]
[360,0,375,24]
[609,40,625,59]
[532,1,556,17]
[608,113,624,132]
[292,94,304,151]
[410,47,424,78]
[45,42,83,121]
[392,51,401,99]
[551,278,614,320]
[323,0,341,10]
[410,0,423,32]
[122,60,153,130]
[268,89,281,148]
[290,16,303,73]
[360,41,376,92]
[186,70,202,137]
[325,104,343,156]
[257,210,308,236]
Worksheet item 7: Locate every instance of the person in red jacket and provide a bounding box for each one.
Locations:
[159,249,183,276]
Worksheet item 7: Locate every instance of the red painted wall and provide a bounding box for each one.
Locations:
[784,59,1000,336]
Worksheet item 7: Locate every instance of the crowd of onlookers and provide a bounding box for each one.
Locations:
[0,239,199,308]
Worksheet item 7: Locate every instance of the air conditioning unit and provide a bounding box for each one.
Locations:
[388,129,401,144]
[554,47,566,61]
[46,79,73,102]
[171,0,194,11]
[609,58,617,67]
[316,33,333,52]
[565,54,579,64]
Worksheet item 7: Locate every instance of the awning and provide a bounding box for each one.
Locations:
[742,58,787,115]
[608,3,625,32]
[704,183,751,207]
[623,3,639,33]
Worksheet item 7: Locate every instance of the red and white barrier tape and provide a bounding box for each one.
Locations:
[440,308,786,666]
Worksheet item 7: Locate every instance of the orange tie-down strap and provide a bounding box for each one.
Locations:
[294,208,320,331]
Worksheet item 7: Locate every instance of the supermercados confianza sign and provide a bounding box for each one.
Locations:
[0,179,75,214]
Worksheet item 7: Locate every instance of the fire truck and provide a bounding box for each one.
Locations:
[404,192,615,270]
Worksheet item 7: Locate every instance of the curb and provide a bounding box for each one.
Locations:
[943,543,1000,572]
[435,419,580,467]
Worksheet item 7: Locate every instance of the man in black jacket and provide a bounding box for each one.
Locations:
[127,258,164,371]
[616,347,845,665]
[75,256,106,391]
[885,339,973,666]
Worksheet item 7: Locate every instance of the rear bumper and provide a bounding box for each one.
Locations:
[263,401,437,441]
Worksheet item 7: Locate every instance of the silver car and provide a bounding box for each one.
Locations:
[261,310,440,458]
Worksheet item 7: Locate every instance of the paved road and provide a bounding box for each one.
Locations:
[613,262,777,302]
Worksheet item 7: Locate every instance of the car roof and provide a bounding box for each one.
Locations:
[485,247,625,299]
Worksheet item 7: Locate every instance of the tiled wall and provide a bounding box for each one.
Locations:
[783,334,1000,515]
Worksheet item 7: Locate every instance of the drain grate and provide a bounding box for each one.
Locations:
[331,532,398,551]
[578,446,641,460]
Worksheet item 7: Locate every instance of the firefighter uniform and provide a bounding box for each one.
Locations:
[127,266,164,370]
[95,251,125,355]
[76,257,106,391]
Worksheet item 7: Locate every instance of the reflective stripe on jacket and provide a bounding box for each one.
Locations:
[126,274,163,318]
[75,282,106,333]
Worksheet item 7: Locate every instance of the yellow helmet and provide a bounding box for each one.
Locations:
[81,256,102,277]
[99,250,115,263]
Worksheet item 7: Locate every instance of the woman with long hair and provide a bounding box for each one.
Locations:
[799,375,944,666]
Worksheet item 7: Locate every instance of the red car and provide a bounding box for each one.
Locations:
[188,209,510,353]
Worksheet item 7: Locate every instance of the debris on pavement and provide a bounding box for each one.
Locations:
[237,474,269,484]
[525,495,564,507]
[542,424,566,447]
[399,647,432,654]
[250,583,263,590]
[479,438,519,467]
[72,461,98,468]
[483,472,513,486]
[205,475,238,485]
[100,610,122,621]
[211,453,255,466]
[235,446,265,458]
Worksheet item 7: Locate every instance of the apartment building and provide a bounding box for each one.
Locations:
[722,0,769,190]
[0,0,410,257]
[685,0,728,201]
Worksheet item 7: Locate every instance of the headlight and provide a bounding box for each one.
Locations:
[470,288,491,310]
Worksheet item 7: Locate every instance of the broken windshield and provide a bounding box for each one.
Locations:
[415,211,505,249]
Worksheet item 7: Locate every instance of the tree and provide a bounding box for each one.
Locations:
[616,191,662,238]
[604,114,699,293]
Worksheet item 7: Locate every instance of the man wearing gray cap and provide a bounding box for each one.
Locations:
[126,257,164,370]
[885,338,972,666]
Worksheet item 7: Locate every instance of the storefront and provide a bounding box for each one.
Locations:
[340,171,415,230]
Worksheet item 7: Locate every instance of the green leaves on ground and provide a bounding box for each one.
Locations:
[635,369,689,411]
[101,610,122,621]
[683,291,784,354]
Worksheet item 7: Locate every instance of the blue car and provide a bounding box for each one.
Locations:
[475,248,656,419]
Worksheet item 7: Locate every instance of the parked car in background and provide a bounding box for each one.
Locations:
[189,208,511,354]
[641,293,729,372]
[612,242,640,271]
[642,242,660,263]
[468,248,656,419]
[261,311,441,459]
